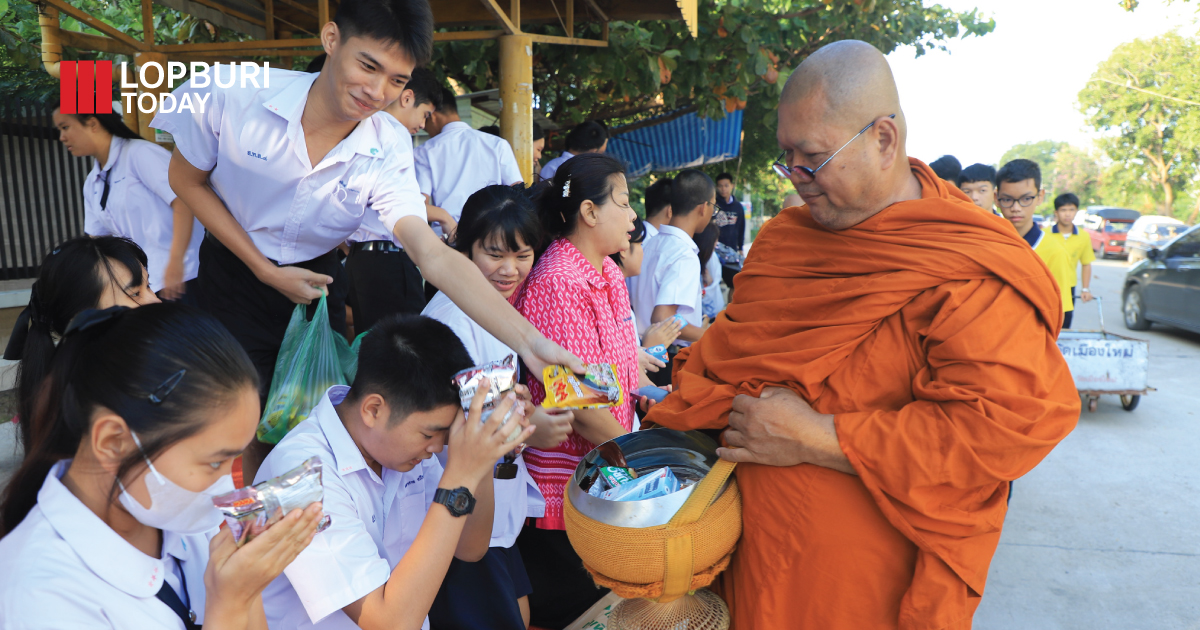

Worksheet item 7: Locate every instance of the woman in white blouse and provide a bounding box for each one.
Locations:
[0,303,323,629]
[52,108,203,300]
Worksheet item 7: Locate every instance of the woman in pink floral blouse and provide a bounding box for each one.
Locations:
[513,153,640,628]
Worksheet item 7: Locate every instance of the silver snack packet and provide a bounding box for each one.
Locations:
[212,456,332,546]
[451,354,526,479]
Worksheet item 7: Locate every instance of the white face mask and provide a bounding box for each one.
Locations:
[118,432,234,535]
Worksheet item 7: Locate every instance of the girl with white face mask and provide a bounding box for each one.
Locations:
[0,303,324,629]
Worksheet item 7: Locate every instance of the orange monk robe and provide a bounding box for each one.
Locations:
[646,159,1080,630]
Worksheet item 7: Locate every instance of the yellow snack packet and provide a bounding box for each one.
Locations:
[542,364,625,409]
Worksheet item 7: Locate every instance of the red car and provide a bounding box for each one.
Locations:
[1082,207,1141,259]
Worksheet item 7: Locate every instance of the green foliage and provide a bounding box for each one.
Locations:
[432,0,994,213]
[1078,32,1200,220]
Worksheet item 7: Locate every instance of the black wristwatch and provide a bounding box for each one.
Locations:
[433,487,476,517]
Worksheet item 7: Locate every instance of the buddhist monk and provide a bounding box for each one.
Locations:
[645,40,1080,629]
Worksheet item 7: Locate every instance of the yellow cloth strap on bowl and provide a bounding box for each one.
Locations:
[659,458,737,602]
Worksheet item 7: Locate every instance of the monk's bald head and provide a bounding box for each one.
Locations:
[781,40,903,134]
[776,40,918,230]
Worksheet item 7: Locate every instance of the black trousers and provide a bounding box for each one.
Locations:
[345,245,426,335]
[516,525,609,630]
[429,545,532,630]
[197,235,347,399]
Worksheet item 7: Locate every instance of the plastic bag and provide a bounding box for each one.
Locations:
[257,292,352,444]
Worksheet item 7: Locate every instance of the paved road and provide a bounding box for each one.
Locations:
[975,259,1200,629]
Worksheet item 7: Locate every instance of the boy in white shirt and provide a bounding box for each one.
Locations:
[538,120,608,181]
[154,0,580,479]
[416,86,524,225]
[258,314,534,630]
[343,67,447,332]
[633,169,715,385]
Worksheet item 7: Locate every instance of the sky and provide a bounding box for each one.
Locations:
[886,0,1200,168]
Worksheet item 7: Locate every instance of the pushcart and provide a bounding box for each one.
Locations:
[1056,296,1154,412]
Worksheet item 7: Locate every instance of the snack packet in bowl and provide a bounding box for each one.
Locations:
[212,456,331,546]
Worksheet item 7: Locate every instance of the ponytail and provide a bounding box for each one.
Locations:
[7,237,148,453]
[537,153,627,241]
[1,303,258,535]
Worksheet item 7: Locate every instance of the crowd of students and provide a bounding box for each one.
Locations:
[932,155,1094,328]
[0,0,742,627]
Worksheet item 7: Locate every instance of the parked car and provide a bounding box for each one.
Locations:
[1082,207,1141,259]
[1126,215,1187,264]
[1123,224,1200,334]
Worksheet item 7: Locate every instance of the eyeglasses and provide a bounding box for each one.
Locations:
[772,114,896,182]
[997,194,1038,209]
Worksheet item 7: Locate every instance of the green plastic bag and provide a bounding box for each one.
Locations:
[257,293,356,444]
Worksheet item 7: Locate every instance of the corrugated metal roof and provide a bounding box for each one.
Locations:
[607,108,742,178]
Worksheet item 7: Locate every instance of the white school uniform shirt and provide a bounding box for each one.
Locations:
[259,385,442,630]
[414,121,523,225]
[151,68,426,265]
[538,150,575,181]
[83,135,203,292]
[625,221,660,301]
[347,116,417,246]
[0,460,212,629]
[421,291,546,548]
[633,224,703,344]
[702,252,726,318]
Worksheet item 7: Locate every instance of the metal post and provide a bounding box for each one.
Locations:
[499,34,534,184]
[134,51,168,143]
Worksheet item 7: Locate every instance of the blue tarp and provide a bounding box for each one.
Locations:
[606,109,743,179]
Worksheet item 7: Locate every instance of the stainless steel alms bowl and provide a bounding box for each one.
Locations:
[568,428,730,528]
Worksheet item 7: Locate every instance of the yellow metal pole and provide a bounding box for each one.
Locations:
[134,51,168,143]
[499,34,534,184]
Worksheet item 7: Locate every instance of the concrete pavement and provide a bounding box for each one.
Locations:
[974,259,1200,629]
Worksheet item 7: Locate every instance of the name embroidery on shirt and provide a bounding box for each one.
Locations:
[247,150,268,161]
[403,473,425,489]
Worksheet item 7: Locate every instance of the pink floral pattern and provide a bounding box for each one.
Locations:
[515,238,639,530]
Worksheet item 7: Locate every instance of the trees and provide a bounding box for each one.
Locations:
[1078,32,1200,219]
[432,0,995,206]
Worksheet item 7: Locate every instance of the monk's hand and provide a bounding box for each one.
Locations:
[719,387,856,475]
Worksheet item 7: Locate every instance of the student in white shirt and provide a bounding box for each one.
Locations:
[343,66,449,332]
[51,108,202,300]
[155,0,583,477]
[3,236,160,454]
[0,303,324,630]
[538,120,608,181]
[632,169,715,386]
[625,177,671,299]
[695,222,727,319]
[258,314,534,630]
[421,185,574,630]
[415,86,524,225]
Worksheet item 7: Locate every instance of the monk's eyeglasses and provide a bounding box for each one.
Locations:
[772,114,896,182]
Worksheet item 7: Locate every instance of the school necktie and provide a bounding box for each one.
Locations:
[99,170,111,211]
[154,570,200,630]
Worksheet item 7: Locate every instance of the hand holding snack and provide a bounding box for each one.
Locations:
[204,501,324,622]
[638,349,667,374]
[444,379,536,488]
[212,457,332,546]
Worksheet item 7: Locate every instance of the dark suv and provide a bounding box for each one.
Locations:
[1123,224,1200,333]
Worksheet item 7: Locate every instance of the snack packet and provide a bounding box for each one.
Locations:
[542,364,625,409]
[599,465,636,488]
[452,355,525,479]
[645,344,668,364]
[600,466,680,502]
[212,456,332,546]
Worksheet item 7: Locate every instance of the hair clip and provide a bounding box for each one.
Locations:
[63,306,130,337]
[562,180,571,198]
[149,369,187,404]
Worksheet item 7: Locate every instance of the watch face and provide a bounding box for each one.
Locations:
[452,492,470,511]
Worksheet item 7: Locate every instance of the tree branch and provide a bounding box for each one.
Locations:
[1089,77,1200,107]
